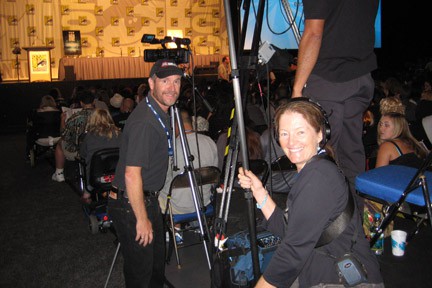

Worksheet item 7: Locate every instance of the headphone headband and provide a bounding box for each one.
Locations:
[275,97,331,148]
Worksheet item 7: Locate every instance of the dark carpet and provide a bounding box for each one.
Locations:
[1,133,431,287]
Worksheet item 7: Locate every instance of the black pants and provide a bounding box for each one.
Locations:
[304,73,375,215]
[108,195,165,288]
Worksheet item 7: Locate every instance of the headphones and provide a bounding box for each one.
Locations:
[274,97,331,148]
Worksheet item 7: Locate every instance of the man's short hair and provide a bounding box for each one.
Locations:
[78,89,95,105]
[180,109,192,125]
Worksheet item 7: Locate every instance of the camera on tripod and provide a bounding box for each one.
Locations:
[141,34,191,64]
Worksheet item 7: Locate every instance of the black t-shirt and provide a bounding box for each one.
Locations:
[303,0,379,82]
[113,94,171,193]
[112,112,131,130]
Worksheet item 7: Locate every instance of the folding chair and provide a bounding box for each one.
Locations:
[355,152,432,246]
[165,166,221,268]
[262,155,297,195]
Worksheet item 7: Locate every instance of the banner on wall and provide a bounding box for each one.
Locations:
[62,30,82,56]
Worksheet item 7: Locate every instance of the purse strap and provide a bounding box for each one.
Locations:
[308,153,356,248]
[315,187,355,248]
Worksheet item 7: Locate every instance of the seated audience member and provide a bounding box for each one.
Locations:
[186,94,211,134]
[207,82,235,140]
[416,90,432,121]
[381,77,416,122]
[414,90,432,148]
[362,109,378,169]
[379,96,405,115]
[52,90,95,182]
[246,93,267,134]
[69,85,85,109]
[216,126,263,172]
[135,83,148,104]
[237,99,383,287]
[109,93,123,118]
[94,89,109,111]
[364,111,429,238]
[158,109,218,216]
[49,87,69,109]
[375,112,428,169]
[26,95,61,157]
[112,97,135,130]
[79,109,122,203]
[34,95,61,144]
[37,95,59,112]
[423,78,432,92]
[246,126,263,160]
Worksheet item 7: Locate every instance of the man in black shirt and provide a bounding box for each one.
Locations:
[108,59,182,287]
[292,0,380,212]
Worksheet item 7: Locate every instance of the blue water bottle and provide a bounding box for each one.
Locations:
[370,213,384,255]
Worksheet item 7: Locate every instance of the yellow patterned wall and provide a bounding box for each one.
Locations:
[0,0,228,80]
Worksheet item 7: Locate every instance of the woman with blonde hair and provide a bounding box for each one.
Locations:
[79,108,122,203]
[364,112,429,239]
[376,112,428,168]
[37,95,59,112]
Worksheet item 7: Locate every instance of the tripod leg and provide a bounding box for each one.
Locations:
[104,242,121,288]
[172,105,213,269]
[169,203,181,269]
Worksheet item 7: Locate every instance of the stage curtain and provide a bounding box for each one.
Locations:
[0,0,228,81]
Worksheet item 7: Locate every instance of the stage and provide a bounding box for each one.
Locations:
[58,55,224,81]
[0,69,218,135]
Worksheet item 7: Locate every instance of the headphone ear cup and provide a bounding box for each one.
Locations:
[319,122,331,148]
[320,119,331,147]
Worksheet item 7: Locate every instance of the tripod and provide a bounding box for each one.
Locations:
[211,0,268,284]
[168,104,214,269]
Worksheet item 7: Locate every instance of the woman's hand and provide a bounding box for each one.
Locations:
[238,167,276,219]
[238,167,266,199]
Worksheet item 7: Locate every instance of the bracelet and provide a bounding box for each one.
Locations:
[256,193,268,209]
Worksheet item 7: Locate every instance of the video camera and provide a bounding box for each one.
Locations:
[141,34,190,64]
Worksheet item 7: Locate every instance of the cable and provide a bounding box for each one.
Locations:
[266,0,302,36]
[188,53,205,202]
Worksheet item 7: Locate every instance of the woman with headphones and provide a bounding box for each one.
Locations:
[238,98,383,288]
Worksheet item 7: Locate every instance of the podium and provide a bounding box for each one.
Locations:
[22,46,54,82]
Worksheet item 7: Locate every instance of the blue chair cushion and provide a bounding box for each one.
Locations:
[172,204,214,224]
[356,165,432,207]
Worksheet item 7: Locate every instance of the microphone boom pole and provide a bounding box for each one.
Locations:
[222,0,263,283]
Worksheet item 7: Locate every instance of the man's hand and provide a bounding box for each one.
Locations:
[136,217,153,246]
[125,166,153,246]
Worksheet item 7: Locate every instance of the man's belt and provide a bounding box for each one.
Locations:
[109,186,159,199]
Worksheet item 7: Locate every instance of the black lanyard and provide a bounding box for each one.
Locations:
[145,97,173,156]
